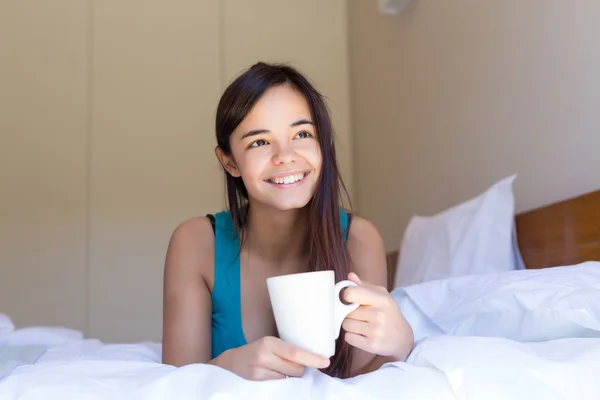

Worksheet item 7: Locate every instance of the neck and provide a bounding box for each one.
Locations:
[243,202,309,266]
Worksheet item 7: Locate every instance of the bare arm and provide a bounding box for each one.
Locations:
[345,215,414,377]
[162,217,214,366]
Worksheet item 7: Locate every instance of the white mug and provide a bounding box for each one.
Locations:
[266,270,359,358]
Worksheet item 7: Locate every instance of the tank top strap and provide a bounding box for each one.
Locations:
[340,208,351,243]
[213,211,240,269]
[210,211,246,359]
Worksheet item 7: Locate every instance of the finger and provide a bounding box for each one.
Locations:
[344,332,372,353]
[268,356,305,378]
[254,368,287,381]
[343,286,385,307]
[347,306,377,322]
[348,272,383,291]
[342,318,372,336]
[272,340,330,369]
[348,272,362,285]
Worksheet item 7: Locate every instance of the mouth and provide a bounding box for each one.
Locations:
[265,172,309,187]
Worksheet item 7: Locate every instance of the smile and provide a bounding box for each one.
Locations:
[266,172,308,186]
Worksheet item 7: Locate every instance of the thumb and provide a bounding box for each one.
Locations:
[348,272,362,285]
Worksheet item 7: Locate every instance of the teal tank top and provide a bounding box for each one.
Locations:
[208,209,351,360]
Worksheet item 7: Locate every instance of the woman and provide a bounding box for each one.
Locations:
[161,62,413,380]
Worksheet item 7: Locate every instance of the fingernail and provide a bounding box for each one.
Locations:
[320,358,330,368]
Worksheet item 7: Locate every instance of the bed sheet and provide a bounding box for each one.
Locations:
[1,262,599,399]
[2,333,599,400]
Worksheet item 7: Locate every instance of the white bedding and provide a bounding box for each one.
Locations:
[2,262,599,400]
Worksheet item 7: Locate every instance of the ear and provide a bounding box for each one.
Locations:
[215,146,241,178]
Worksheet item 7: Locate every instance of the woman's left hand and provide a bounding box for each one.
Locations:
[341,272,414,361]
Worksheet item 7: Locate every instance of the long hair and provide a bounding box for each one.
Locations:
[215,62,353,378]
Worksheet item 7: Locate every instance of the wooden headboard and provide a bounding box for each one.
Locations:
[386,189,600,288]
[515,189,600,269]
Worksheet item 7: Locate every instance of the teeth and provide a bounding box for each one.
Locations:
[270,173,305,185]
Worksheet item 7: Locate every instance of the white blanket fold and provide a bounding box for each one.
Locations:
[2,262,600,399]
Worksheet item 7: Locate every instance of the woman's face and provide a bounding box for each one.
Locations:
[220,84,322,212]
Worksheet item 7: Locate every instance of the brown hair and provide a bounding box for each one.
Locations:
[215,62,353,378]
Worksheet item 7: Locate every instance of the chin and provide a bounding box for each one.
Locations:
[249,181,318,212]
[250,193,313,212]
[268,198,312,212]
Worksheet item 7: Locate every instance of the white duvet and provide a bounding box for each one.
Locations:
[2,262,600,400]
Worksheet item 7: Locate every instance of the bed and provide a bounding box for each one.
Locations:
[2,185,600,400]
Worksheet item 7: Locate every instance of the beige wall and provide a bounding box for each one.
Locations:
[0,1,88,332]
[1,0,351,342]
[349,1,600,251]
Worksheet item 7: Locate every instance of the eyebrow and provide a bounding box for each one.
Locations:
[240,119,314,140]
[290,119,314,127]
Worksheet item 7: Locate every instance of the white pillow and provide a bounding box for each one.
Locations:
[394,175,520,288]
[0,326,83,347]
[395,262,600,342]
[0,314,15,334]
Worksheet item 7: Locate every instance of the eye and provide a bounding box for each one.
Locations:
[294,131,313,139]
[249,139,268,148]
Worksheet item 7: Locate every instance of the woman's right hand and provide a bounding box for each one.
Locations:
[212,336,331,381]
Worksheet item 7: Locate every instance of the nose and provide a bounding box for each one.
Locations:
[271,142,297,165]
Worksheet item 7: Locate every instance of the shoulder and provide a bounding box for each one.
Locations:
[164,216,215,283]
[346,214,387,288]
[346,214,384,252]
[169,216,214,252]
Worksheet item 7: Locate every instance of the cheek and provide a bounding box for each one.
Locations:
[236,149,268,179]
[311,149,323,174]
[298,141,322,169]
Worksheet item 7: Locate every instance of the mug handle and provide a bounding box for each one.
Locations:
[333,280,360,340]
